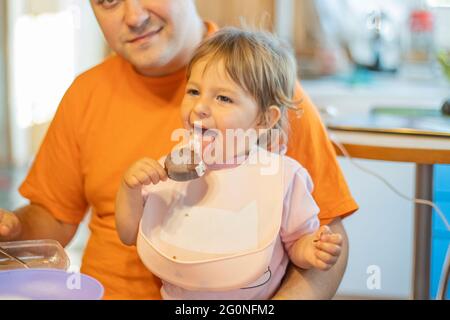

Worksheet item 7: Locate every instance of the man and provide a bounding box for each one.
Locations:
[0,0,357,299]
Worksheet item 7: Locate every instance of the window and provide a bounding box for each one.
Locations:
[0,1,9,165]
[6,0,106,166]
[13,10,76,128]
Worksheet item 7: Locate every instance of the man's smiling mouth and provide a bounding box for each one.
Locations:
[127,27,164,43]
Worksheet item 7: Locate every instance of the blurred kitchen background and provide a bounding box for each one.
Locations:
[0,0,449,299]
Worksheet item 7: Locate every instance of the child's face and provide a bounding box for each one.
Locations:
[181,57,261,132]
[181,57,262,159]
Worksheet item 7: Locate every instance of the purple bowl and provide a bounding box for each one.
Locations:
[0,269,104,300]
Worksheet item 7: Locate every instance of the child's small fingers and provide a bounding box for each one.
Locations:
[144,175,154,185]
[315,241,341,256]
[145,161,168,181]
[137,163,160,184]
[135,171,152,185]
[133,168,152,185]
[141,158,158,166]
[142,158,161,169]
[125,175,141,188]
[319,225,332,235]
[321,233,343,245]
[142,168,160,185]
[130,170,147,185]
[312,225,331,242]
[316,226,331,241]
[315,250,338,265]
[153,163,169,181]
[314,259,332,271]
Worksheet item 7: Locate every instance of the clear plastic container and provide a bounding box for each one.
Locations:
[0,240,70,271]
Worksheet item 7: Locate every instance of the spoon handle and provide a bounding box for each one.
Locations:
[0,246,30,269]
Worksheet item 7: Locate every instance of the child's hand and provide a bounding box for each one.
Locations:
[306,225,343,271]
[122,158,168,189]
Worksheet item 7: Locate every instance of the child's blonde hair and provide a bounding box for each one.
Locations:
[186,27,301,148]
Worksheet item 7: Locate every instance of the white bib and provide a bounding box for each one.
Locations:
[137,147,285,291]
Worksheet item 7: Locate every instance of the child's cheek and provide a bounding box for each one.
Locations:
[180,103,191,126]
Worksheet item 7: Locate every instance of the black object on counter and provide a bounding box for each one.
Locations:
[442,99,450,116]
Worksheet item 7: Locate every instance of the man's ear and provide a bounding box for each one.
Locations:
[258,105,281,129]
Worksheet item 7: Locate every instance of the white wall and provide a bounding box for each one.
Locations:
[72,0,107,76]
[338,160,415,298]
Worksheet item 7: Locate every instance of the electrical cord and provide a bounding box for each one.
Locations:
[329,132,450,300]
[437,242,450,300]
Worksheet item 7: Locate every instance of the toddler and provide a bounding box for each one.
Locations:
[115,27,343,299]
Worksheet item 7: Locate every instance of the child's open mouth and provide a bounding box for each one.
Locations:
[191,123,218,154]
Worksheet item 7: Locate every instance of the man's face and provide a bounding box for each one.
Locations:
[90,0,200,75]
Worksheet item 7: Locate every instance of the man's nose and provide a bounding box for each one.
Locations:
[124,0,150,31]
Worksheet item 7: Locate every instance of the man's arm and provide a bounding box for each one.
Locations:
[0,204,78,247]
[272,218,349,299]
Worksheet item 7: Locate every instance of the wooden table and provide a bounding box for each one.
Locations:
[327,109,450,300]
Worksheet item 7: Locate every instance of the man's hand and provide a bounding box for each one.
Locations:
[1,205,78,247]
[0,208,22,241]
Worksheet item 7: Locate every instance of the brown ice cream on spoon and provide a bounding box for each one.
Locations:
[164,143,207,182]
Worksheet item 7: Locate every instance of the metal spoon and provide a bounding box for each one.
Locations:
[0,246,30,269]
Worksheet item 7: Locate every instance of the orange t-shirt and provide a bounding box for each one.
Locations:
[19,22,358,299]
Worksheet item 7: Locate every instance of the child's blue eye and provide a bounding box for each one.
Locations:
[187,89,200,96]
[217,95,233,103]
